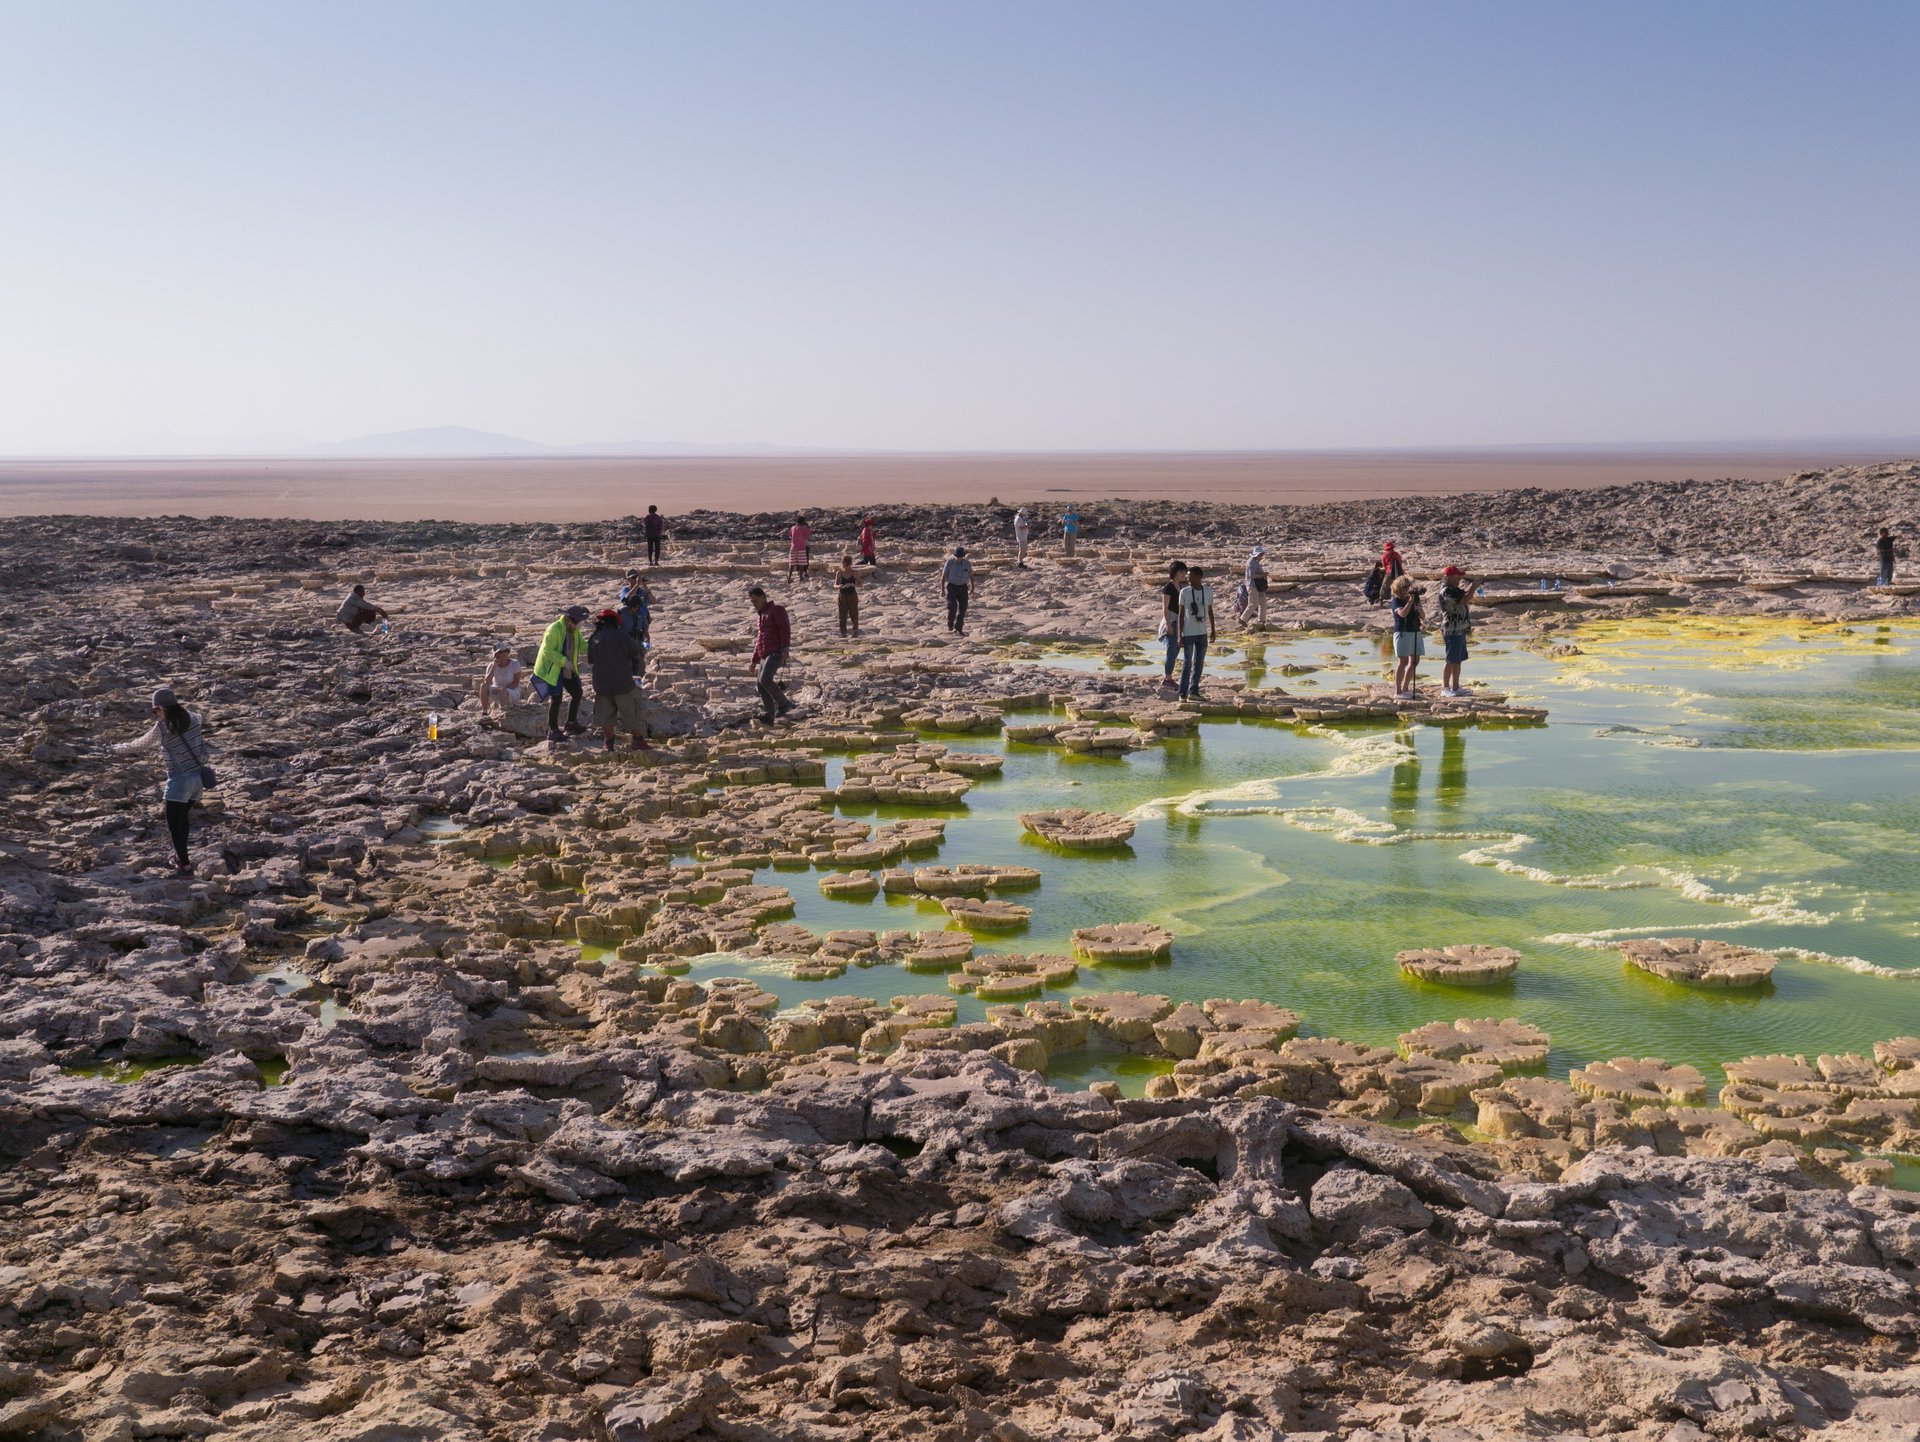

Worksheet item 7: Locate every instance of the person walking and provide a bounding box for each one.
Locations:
[1159,560,1188,686]
[1438,566,1472,697]
[587,609,651,751]
[1061,506,1081,558]
[1176,566,1216,700]
[787,517,812,581]
[942,546,974,634]
[1877,526,1899,586]
[1377,540,1407,605]
[478,646,528,714]
[336,584,388,632]
[1013,508,1031,567]
[1390,575,1427,699]
[1244,545,1270,627]
[857,516,878,567]
[534,605,591,744]
[618,573,653,646]
[643,506,666,566]
[747,585,793,723]
[834,554,862,638]
[116,686,212,877]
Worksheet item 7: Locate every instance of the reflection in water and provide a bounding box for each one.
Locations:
[1438,728,1468,814]
[1388,727,1420,823]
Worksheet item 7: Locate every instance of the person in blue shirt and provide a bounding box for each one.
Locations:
[1062,507,1081,557]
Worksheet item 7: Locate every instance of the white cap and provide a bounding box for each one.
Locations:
[1252,545,1265,556]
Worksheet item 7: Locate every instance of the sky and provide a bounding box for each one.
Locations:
[0,1,1915,454]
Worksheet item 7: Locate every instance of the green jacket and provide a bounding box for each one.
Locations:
[534,617,587,685]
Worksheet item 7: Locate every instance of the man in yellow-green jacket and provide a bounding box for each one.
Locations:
[534,605,590,744]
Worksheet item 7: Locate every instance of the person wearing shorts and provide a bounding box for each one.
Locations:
[1390,574,1427,699]
[1438,565,1472,696]
[587,610,650,751]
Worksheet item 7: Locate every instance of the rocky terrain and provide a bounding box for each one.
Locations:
[3,465,1920,1441]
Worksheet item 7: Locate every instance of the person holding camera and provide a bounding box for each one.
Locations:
[1438,565,1472,696]
[1390,574,1427,699]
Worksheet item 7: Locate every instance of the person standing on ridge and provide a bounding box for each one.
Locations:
[942,545,974,634]
[587,609,651,751]
[1877,526,1900,586]
[1390,575,1427,699]
[834,554,862,638]
[787,516,812,582]
[1243,545,1270,627]
[1061,506,1081,558]
[1438,565,1473,697]
[116,686,212,877]
[1176,566,1216,700]
[1159,560,1189,687]
[747,585,794,723]
[534,605,591,744]
[1013,508,1031,567]
[857,516,878,567]
[643,505,666,566]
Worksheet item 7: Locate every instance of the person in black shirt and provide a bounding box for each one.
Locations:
[644,506,666,566]
[1877,526,1898,586]
[1160,560,1188,685]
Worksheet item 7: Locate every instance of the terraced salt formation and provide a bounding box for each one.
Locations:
[1620,936,1779,988]
[1397,943,1523,985]
[5,477,1920,1438]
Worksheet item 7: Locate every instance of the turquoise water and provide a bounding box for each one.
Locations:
[664,617,1920,1093]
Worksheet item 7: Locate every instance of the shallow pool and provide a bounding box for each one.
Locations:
[685,616,1920,1093]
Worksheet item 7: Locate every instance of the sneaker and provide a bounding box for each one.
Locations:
[629,735,652,751]
[547,728,567,744]
[564,722,587,736]
[603,737,616,752]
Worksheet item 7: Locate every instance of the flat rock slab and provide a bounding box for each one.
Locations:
[940,897,1032,931]
[1072,923,1174,963]
[1570,1056,1708,1106]
[1397,944,1521,986]
[1398,1017,1549,1071]
[1020,808,1137,849]
[818,871,880,899]
[1620,937,1777,988]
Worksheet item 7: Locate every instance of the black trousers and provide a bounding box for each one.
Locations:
[164,800,192,865]
[646,535,662,565]
[547,673,583,730]
[757,649,790,718]
[946,584,970,631]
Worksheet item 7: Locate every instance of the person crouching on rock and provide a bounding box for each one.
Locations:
[588,610,651,752]
[747,585,793,724]
[336,583,388,632]
[478,646,527,715]
[115,686,213,877]
[534,605,590,745]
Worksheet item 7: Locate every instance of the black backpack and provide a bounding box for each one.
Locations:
[1363,564,1384,603]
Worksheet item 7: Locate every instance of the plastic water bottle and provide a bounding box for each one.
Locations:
[428,712,440,742]
[1538,578,1548,591]
[378,619,391,634]
[1553,577,1563,591]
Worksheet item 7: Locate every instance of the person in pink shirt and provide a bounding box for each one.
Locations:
[787,517,812,581]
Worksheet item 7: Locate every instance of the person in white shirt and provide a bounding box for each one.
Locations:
[1013,508,1031,567]
[478,647,528,714]
[1177,567,1217,700]
[1243,545,1270,627]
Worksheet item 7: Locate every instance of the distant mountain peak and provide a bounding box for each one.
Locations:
[302,426,556,458]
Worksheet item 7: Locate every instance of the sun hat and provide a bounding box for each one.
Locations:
[151,686,177,709]
[1252,545,1266,556]
[1443,565,1464,577]
[563,605,589,622]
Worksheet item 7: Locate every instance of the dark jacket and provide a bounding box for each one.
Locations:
[587,623,643,697]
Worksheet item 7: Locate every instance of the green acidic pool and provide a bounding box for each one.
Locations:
[677,616,1920,1096]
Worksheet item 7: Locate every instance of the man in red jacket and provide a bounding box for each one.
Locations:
[747,585,794,723]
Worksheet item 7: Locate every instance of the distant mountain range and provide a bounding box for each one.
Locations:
[297,426,805,458]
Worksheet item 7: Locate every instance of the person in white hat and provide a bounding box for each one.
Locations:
[1013,508,1031,568]
[1243,545,1271,627]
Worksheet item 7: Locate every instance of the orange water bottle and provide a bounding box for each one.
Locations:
[428,711,440,742]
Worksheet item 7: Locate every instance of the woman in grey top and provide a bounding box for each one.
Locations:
[116,686,212,876]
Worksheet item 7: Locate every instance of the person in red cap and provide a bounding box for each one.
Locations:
[1438,565,1473,697]
[587,608,650,751]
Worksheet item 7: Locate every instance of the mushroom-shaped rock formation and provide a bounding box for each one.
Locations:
[1072,922,1174,963]
[940,897,1032,932]
[1020,808,1137,850]
[818,870,880,900]
[1396,944,1520,986]
[1569,1056,1708,1106]
[1201,997,1301,1038]
[1397,1017,1549,1072]
[936,752,1004,776]
[901,931,973,972]
[1057,726,1148,754]
[1619,937,1777,988]
[1070,992,1176,1046]
[911,866,992,897]
[1721,1054,1822,1090]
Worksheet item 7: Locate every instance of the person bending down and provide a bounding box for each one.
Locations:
[478,647,527,714]
[337,584,388,632]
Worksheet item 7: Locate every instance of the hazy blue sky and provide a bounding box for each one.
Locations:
[1,1,1914,452]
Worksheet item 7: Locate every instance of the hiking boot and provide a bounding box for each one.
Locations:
[564,722,587,736]
[603,736,616,752]
[629,735,652,751]
[547,728,567,744]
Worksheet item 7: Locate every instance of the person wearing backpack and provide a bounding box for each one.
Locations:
[643,506,666,566]
[115,686,214,877]
[1390,575,1427,699]
[1177,566,1217,700]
